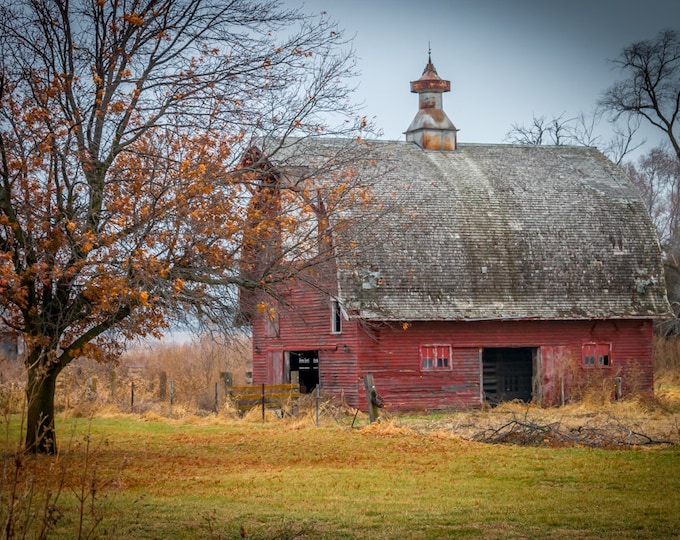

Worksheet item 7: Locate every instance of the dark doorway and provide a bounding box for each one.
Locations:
[289,351,319,394]
[482,347,535,404]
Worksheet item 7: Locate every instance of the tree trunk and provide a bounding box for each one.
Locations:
[25,365,59,454]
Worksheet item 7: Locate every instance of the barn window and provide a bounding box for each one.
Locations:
[583,343,611,367]
[421,345,452,371]
[331,299,342,334]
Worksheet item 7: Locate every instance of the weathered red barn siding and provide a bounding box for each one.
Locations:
[253,283,655,410]
[251,277,362,404]
[351,319,654,410]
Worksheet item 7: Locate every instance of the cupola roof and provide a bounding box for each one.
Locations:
[405,50,458,151]
[410,52,451,93]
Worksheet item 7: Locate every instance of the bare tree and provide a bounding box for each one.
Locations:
[505,111,642,164]
[599,114,645,165]
[600,29,680,160]
[0,0,372,452]
[626,148,680,245]
[505,114,573,146]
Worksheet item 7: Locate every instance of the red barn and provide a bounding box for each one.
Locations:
[243,57,671,410]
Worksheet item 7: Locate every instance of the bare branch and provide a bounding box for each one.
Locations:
[600,29,680,161]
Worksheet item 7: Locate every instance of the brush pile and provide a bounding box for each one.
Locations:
[468,411,675,447]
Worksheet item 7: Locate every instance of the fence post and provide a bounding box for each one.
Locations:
[261,383,266,423]
[214,381,219,413]
[363,374,384,423]
[614,376,623,400]
[109,370,117,403]
[221,372,233,392]
[159,371,167,400]
[130,381,135,412]
[315,385,320,427]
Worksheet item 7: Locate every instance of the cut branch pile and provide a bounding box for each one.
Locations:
[469,413,676,448]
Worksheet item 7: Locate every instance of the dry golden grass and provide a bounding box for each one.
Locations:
[358,419,416,437]
[655,367,680,406]
[241,407,281,423]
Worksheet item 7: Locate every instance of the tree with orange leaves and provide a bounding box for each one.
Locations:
[0,0,371,453]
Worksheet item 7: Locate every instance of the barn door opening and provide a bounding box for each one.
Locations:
[482,347,535,404]
[288,351,319,394]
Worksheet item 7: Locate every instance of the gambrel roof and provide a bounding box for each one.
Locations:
[321,140,672,321]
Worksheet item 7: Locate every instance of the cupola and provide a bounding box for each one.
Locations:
[405,52,458,150]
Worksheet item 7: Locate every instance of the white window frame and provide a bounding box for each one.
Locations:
[331,298,343,334]
[420,344,453,371]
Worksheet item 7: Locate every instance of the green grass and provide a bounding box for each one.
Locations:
[2,414,679,539]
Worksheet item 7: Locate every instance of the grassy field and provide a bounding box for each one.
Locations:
[2,407,679,540]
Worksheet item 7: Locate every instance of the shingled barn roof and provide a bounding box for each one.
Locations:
[315,139,672,321]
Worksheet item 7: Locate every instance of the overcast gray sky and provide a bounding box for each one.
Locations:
[291,0,680,152]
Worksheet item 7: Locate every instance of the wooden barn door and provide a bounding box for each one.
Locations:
[482,347,535,404]
[267,350,286,385]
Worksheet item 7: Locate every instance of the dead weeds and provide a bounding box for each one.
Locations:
[202,388,680,448]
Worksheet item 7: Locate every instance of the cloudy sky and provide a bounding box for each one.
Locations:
[290,0,679,153]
